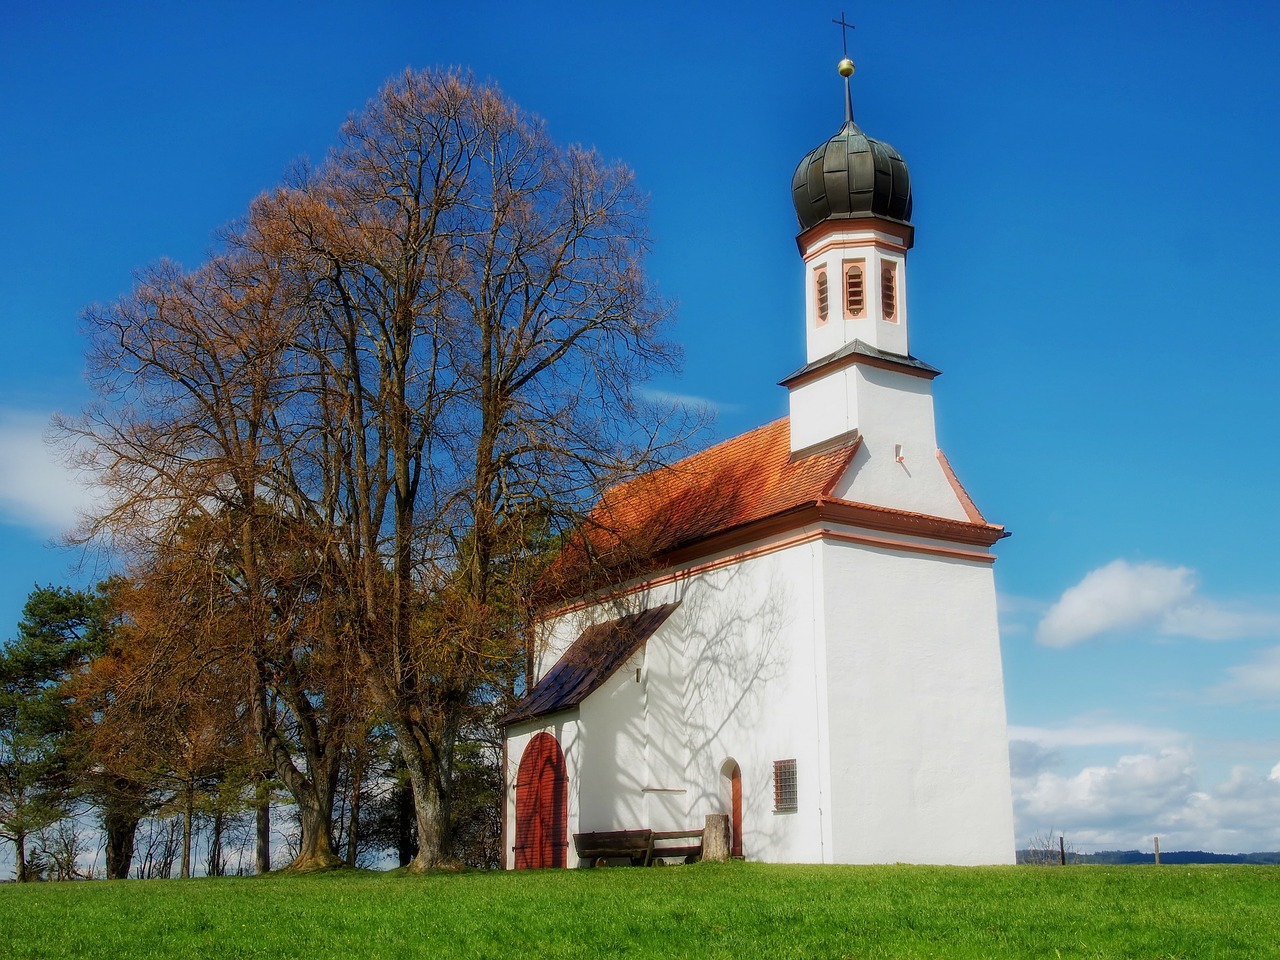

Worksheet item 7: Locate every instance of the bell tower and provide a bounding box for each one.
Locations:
[791,50,914,366]
[784,49,967,522]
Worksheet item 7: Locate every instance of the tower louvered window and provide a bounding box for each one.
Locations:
[816,269,829,324]
[844,263,865,318]
[881,262,897,321]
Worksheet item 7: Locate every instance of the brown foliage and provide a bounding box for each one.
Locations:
[61,67,698,872]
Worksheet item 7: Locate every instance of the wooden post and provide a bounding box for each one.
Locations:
[1154,836,1160,865]
[1059,835,1066,866]
[703,814,731,862]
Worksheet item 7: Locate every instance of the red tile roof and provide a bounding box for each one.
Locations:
[542,419,858,597]
[600,417,855,550]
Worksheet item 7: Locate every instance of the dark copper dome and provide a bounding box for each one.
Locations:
[791,119,912,230]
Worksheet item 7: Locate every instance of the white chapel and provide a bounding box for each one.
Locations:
[501,51,1016,868]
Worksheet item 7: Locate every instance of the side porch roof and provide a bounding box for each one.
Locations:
[499,602,680,727]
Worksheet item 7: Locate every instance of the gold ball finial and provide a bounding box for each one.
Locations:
[838,57,855,78]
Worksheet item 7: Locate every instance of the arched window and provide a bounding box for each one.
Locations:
[815,268,829,325]
[844,262,865,319]
[881,262,897,322]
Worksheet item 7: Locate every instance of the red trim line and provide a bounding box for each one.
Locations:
[541,508,1002,618]
[797,217,915,256]
[936,449,987,524]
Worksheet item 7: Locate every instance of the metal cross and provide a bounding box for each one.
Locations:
[832,12,855,56]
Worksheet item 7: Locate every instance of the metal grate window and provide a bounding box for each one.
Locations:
[773,758,797,813]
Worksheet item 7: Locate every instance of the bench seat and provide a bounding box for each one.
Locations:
[572,828,704,866]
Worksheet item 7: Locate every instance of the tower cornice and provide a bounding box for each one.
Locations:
[780,339,941,391]
[796,216,914,256]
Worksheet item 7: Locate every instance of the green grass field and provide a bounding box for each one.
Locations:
[1,862,1276,959]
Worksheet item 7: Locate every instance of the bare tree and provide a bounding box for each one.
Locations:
[63,67,696,873]
[261,68,694,868]
[63,239,364,870]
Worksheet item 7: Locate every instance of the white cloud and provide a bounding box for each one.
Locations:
[1011,741,1280,852]
[1211,646,1280,703]
[1036,560,1195,647]
[639,388,738,414]
[0,409,96,536]
[996,592,1047,638]
[1007,739,1060,778]
[1161,603,1280,643]
[1009,720,1182,749]
[1035,559,1280,647]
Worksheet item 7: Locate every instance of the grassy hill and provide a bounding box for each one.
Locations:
[1,861,1276,958]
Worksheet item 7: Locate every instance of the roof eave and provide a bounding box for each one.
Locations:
[780,340,942,390]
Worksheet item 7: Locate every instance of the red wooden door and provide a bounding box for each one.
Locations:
[513,732,568,869]
[729,761,743,859]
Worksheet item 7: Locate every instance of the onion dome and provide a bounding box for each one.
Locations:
[791,62,912,230]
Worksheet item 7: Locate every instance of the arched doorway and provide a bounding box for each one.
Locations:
[514,732,568,869]
[721,759,743,859]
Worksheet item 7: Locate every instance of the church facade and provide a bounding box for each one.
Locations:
[501,58,1016,868]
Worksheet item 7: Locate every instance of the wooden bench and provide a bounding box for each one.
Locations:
[649,830,705,864]
[573,828,704,866]
[574,829,653,865]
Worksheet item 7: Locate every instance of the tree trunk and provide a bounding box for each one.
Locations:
[209,809,224,877]
[255,791,270,874]
[292,792,343,871]
[403,718,458,872]
[408,762,447,871]
[15,828,27,882]
[346,758,363,866]
[180,784,193,879]
[249,676,343,871]
[396,779,415,867]
[703,814,730,863]
[103,807,140,880]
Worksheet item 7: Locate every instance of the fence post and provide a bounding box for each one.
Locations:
[1154,836,1160,865]
[1059,835,1066,866]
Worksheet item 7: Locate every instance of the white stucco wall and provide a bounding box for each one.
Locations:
[821,536,1016,865]
[507,536,833,865]
[660,543,829,863]
[505,515,1014,868]
[803,228,910,362]
[789,363,969,522]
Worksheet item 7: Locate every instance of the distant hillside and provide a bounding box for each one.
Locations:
[1017,849,1280,865]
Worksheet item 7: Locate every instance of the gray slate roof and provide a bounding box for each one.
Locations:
[500,603,681,727]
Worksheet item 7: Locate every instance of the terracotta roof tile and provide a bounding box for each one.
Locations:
[591,417,856,556]
[500,603,680,726]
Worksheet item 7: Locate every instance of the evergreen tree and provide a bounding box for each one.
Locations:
[0,585,106,880]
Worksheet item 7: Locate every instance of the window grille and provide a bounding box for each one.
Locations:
[881,262,897,321]
[845,264,865,317]
[773,759,797,812]
[816,270,829,324]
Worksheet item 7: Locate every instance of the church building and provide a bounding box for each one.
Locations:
[501,52,1016,868]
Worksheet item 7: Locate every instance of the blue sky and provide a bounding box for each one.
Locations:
[2,0,1279,855]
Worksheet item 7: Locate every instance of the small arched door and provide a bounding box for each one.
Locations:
[513,732,568,869]
[723,759,743,859]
